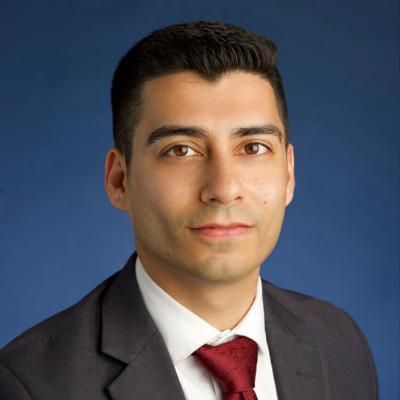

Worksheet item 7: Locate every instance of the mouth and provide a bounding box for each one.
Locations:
[189,223,252,238]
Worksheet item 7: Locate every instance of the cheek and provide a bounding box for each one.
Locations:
[253,171,287,206]
[254,176,287,239]
[134,169,194,221]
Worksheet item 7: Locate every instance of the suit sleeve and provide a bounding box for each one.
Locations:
[0,364,33,400]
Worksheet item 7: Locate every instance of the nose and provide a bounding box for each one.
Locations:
[199,154,244,205]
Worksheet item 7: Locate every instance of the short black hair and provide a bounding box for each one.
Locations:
[111,20,289,169]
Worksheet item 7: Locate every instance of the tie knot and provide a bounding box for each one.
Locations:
[193,336,258,397]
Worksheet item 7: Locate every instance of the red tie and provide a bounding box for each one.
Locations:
[193,336,258,400]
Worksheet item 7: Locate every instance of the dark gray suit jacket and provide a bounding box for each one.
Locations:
[0,252,378,399]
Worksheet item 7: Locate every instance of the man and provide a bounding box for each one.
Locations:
[0,21,378,399]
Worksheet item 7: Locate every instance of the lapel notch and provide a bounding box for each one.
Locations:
[106,329,186,400]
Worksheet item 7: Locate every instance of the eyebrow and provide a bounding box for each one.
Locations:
[146,123,283,147]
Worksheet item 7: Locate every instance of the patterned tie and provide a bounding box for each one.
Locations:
[193,336,258,400]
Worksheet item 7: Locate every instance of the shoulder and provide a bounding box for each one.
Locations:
[261,278,371,342]
[0,273,117,387]
[261,278,378,396]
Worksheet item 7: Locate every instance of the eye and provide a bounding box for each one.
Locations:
[240,142,270,155]
[163,144,198,158]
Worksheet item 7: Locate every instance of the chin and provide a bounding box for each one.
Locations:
[184,256,259,285]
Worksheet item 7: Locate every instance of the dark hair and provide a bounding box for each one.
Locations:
[111,20,289,169]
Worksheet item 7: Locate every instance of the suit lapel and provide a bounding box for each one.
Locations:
[263,283,326,400]
[101,252,186,400]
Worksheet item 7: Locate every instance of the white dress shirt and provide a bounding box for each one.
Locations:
[135,255,279,400]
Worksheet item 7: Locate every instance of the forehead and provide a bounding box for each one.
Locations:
[136,70,284,138]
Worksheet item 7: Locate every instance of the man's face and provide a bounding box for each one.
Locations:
[117,70,294,285]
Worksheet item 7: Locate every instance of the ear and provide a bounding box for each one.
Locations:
[285,144,295,206]
[104,148,129,212]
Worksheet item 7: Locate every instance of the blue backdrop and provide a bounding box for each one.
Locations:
[0,1,398,398]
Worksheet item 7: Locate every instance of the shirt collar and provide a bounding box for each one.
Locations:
[135,255,267,365]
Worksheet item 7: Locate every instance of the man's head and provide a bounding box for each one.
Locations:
[111,21,289,172]
[105,21,295,289]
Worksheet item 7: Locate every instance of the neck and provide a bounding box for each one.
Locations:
[137,252,260,331]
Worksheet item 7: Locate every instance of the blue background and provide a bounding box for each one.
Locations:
[0,0,398,398]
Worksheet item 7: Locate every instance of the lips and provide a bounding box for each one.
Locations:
[190,223,252,238]
[191,223,251,229]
